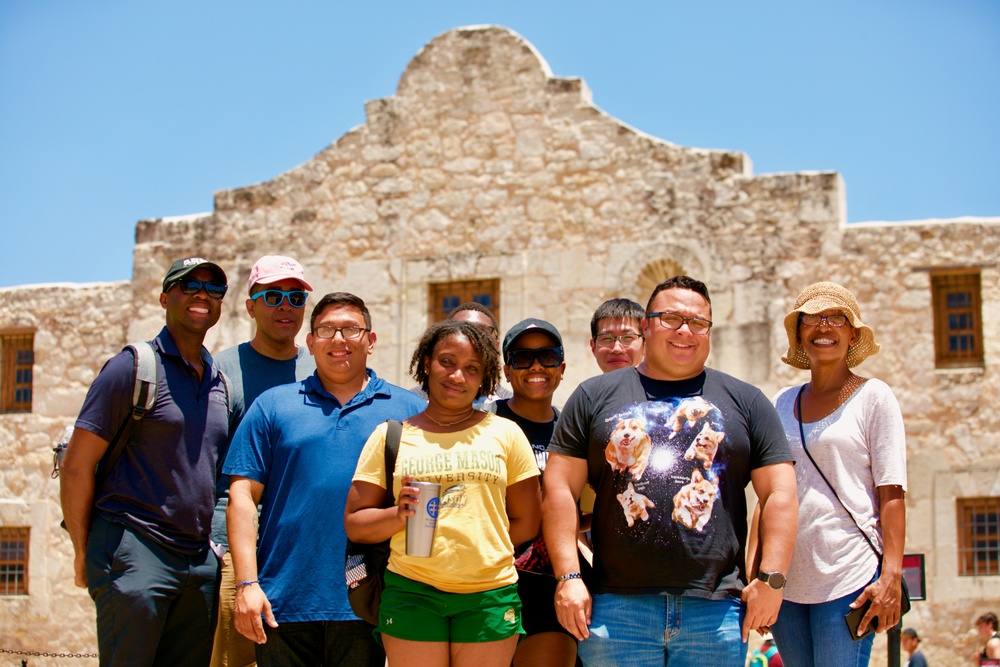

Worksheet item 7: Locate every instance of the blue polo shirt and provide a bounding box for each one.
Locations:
[75,327,230,554]
[223,370,425,623]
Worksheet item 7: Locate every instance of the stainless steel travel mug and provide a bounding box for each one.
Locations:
[405,481,442,557]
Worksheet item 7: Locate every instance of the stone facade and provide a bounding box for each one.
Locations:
[0,25,997,665]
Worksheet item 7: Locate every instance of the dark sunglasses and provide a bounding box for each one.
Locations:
[507,346,564,370]
[170,278,228,300]
[251,289,308,308]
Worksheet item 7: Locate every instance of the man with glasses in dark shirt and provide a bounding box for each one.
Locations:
[61,257,231,666]
[544,276,797,666]
[211,255,317,667]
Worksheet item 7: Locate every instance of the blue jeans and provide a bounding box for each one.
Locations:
[770,584,874,667]
[578,592,746,667]
[256,620,384,667]
[86,514,219,667]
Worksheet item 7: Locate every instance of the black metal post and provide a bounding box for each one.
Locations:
[887,622,901,667]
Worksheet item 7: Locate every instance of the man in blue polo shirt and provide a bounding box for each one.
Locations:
[225,292,425,667]
[60,257,232,666]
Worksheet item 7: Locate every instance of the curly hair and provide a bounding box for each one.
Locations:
[410,320,501,398]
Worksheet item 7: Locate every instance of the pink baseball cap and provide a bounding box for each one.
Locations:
[247,255,313,293]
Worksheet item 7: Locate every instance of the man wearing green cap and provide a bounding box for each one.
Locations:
[60,256,232,666]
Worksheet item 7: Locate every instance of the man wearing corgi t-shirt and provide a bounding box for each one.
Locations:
[543,276,797,667]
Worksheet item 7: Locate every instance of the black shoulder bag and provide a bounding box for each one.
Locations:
[345,419,402,626]
[795,387,909,640]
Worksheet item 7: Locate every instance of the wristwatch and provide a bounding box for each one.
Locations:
[757,571,787,590]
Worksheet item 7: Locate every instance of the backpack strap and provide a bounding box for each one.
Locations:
[95,342,157,489]
[129,342,157,419]
[384,419,402,507]
[217,368,235,417]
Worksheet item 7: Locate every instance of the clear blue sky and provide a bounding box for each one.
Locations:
[1,1,997,288]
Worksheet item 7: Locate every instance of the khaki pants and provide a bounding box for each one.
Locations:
[210,551,258,667]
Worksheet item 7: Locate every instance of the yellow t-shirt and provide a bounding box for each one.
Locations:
[353,413,539,593]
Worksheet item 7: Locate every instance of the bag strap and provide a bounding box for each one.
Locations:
[795,386,882,560]
[383,419,402,507]
[130,341,157,418]
[95,342,157,489]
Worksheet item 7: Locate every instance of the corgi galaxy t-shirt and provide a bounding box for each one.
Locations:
[549,367,792,599]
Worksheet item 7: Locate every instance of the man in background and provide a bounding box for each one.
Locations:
[901,628,927,667]
[589,298,645,374]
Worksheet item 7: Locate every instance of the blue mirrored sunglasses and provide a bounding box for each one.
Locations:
[251,289,308,308]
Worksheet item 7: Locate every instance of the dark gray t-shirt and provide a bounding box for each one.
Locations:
[549,367,791,598]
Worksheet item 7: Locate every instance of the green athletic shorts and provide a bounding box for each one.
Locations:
[378,570,524,643]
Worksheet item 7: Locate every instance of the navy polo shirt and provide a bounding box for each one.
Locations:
[223,370,425,622]
[75,327,230,554]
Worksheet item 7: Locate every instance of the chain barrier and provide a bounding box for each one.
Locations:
[0,646,98,659]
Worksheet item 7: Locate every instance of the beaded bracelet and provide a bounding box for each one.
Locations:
[556,572,581,582]
[235,579,259,590]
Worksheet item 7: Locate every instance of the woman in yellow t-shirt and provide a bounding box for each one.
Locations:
[346,319,541,667]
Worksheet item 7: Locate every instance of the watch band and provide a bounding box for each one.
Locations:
[757,571,786,590]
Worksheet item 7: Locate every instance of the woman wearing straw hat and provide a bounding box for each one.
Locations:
[768,282,907,667]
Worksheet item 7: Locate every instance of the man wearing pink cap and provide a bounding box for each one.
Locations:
[210,255,316,667]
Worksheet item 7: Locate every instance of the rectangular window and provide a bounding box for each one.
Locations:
[957,497,1000,576]
[0,527,29,595]
[1,332,34,413]
[931,272,983,368]
[428,279,500,326]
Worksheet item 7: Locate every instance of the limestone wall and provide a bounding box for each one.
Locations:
[0,282,131,662]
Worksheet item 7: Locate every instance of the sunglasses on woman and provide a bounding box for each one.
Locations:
[250,289,309,308]
[799,313,848,327]
[507,347,564,370]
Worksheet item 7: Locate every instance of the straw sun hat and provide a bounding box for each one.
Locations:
[781,282,880,369]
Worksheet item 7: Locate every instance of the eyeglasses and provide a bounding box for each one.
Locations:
[313,326,370,340]
[169,278,228,300]
[594,332,643,348]
[799,313,849,328]
[647,312,712,335]
[251,289,308,308]
[507,346,564,370]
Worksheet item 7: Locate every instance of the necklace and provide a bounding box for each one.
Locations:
[424,408,476,427]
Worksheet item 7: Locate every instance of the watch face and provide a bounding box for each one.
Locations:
[767,572,786,589]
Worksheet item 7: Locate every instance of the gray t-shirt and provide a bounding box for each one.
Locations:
[773,378,907,603]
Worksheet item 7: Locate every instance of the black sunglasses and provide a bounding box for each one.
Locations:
[170,278,228,300]
[507,346,564,370]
